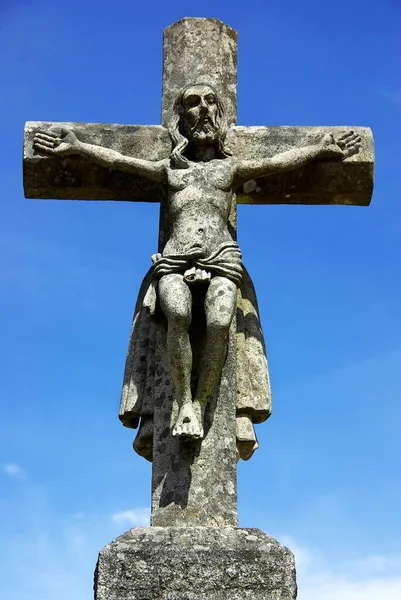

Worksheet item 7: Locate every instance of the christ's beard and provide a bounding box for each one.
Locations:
[184,115,219,144]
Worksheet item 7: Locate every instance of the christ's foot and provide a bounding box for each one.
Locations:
[173,402,204,440]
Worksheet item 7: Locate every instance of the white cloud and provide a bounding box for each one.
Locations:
[301,575,401,600]
[111,508,150,527]
[2,462,25,478]
[2,519,99,600]
[281,536,401,600]
[0,476,151,600]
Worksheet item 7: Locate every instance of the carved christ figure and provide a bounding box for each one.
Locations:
[33,83,360,458]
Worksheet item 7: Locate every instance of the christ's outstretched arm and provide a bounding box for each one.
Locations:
[234,131,361,186]
[33,128,166,183]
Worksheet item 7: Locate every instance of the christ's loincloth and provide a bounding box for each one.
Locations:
[119,242,271,462]
[151,241,243,287]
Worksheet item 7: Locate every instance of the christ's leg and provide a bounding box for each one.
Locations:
[158,274,202,439]
[193,276,237,434]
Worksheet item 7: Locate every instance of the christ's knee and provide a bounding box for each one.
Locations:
[207,314,232,340]
[205,277,237,335]
[208,299,235,330]
[166,304,192,331]
[159,274,192,330]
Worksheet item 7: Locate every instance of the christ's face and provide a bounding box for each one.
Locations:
[181,84,219,145]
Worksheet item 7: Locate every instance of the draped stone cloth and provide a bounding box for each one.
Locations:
[119,249,272,462]
[152,241,243,287]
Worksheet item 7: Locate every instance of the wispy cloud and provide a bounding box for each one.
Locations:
[352,554,401,575]
[111,508,150,527]
[2,462,25,478]
[301,574,401,600]
[281,536,401,600]
[0,502,151,600]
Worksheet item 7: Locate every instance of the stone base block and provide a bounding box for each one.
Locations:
[94,527,297,599]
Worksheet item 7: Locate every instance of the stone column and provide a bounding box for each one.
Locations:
[152,17,239,527]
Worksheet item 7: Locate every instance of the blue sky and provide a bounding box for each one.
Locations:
[1,0,400,598]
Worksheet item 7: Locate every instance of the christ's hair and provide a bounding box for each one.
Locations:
[168,83,232,168]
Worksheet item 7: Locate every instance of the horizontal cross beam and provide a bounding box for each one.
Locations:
[24,122,373,206]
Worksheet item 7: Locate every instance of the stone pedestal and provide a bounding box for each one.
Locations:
[94,527,297,600]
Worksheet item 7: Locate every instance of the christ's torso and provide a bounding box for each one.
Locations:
[163,159,236,256]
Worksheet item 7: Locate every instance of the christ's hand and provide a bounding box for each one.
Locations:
[320,131,361,160]
[33,128,81,156]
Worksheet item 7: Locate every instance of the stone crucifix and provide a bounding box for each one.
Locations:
[24,18,374,529]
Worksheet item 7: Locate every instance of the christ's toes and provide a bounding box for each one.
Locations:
[179,421,201,439]
[172,417,203,440]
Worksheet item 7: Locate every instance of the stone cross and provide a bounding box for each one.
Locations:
[24,18,374,531]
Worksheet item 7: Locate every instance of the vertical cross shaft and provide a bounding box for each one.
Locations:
[151,18,239,527]
[161,18,237,128]
[158,17,238,252]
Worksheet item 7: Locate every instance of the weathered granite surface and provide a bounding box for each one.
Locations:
[94,527,297,600]
[24,122,373,205]
[162,18,237,128]
[23,123,169,202]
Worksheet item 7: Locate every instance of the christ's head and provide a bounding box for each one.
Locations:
[169,83,232,168]
[180,84,219,145]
